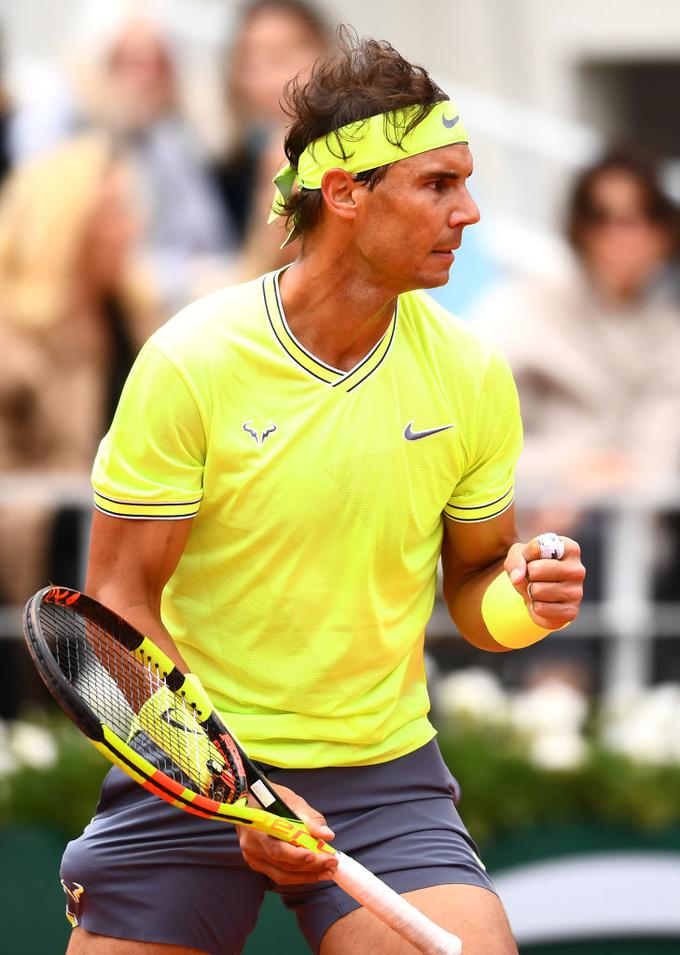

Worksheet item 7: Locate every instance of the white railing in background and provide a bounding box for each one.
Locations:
[1,474,679,695]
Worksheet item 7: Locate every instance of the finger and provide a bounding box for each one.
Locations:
[530,600,578,624]
[270,785,335,841]
[241,834,336,870]
[241,830,338,872]
[504,542,527,586]
[245,851,333,875]
[527,581,583,604]
[242,847,335,878]
[527,557,586,583]
[524,533,565,563]
[298,809,335,842]
[526,559,572,583]
[246,860,337,885]
[525,534,583,564]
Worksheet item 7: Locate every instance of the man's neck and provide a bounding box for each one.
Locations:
[278,245,400,373]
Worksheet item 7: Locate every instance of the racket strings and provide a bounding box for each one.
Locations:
[42,602,241,802]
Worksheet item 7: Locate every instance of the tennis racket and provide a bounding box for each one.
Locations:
[23,585,462,955]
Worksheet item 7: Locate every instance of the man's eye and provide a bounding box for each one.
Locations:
[428,181,446,192]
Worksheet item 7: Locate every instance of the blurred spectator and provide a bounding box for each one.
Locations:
[211,0,331,277]
[473,148,680,533]
[0,31,11,187]
[0,133,159,608]
[11,1,234,309]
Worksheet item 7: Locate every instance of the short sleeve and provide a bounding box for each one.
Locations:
[444,349,523,522]
[92,341,206,519]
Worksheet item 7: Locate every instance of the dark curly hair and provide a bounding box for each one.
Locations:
[280,27,448,240]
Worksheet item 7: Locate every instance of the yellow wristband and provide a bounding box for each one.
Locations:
[481,570,552,649]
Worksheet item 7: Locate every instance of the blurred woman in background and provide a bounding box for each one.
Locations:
[11,1,234,309]
[211,0,330,276]
[474,148,680,526]
[471,148,680,685]
[0,133,158,609]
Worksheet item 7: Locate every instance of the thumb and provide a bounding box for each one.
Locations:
[505,542,527,589]
[278,787,335,841]
[297,804,335,842]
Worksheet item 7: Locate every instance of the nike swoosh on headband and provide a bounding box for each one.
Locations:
[404,422,455,441]
[442,114,460,129]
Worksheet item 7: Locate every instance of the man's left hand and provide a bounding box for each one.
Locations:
[505,536,586,630]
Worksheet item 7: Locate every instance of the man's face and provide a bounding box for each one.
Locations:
[351,143,479,291]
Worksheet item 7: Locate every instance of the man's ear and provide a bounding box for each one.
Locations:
[320,168,361,222]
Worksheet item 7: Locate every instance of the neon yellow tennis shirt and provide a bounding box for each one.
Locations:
[92,270,522,767]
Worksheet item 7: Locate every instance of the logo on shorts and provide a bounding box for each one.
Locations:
[61,879,85,927]
[243,420,277,446]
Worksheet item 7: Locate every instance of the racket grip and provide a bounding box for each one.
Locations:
[333,852,462,955]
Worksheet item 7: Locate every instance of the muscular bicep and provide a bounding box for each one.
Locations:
[440,505,520,651]
[442,505,519,586]
[86,510,193,616]
[82,338,205,669]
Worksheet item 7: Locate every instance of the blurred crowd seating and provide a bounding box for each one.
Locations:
[1,0,680,724]
[0,0,328,718]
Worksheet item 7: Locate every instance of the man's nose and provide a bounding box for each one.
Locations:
[450,190,481,228]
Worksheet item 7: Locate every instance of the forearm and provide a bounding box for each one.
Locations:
[443,556,513,653]
[85,511,194,671]
[85,574,189,671]
[442,530,583,653]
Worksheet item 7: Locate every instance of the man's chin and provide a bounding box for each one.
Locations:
[418,265,453,290]
[391,260,454,294]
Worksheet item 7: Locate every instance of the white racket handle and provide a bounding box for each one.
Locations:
[333,851,462,954]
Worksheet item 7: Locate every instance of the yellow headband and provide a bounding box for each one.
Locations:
[269,99,469,243]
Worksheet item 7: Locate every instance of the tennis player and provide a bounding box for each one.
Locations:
[61,31,585,955]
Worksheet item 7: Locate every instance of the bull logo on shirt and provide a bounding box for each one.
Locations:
[242,420,277,446]
[61,879,85,927]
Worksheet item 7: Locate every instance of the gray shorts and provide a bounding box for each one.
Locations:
[61,739,495,954]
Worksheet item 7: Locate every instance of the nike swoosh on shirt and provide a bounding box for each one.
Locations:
[442,114,460,129]
[404,421,455,441]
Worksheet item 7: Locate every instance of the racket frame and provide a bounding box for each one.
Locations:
[23,585,463,954]
[23,586,327,852]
